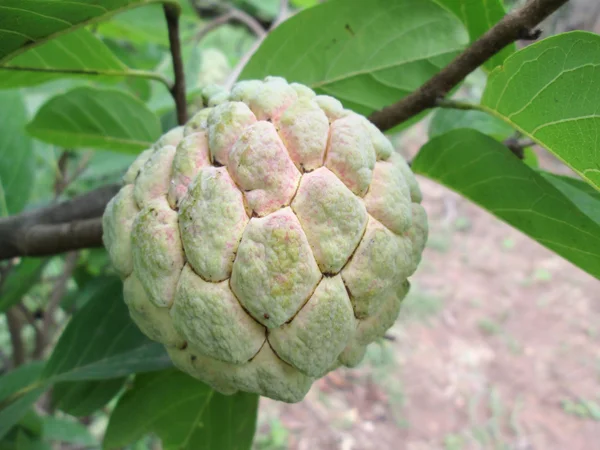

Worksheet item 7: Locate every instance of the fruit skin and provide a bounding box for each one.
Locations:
[102,77,428,403]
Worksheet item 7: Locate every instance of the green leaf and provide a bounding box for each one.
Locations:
[0,258,48,314]
[240,0,468,116]
[42,277,171,383]
[97,3,197,47]
[97,5,171,47]
[290,0,319,8]
[11,431,52,450]
[0,29,128,89]
[42,417,98,448]
[429,109,514,141]
[0,0,180,64]
[27,87,161,153]
[0,91,34,214]
[434,0,513,71]
[541,173,600,224]
[543,173,600,202]
[412,129,600,279]
[481,31,600,191]
[16,410,44,438]
[0,362,46,440]
[52,378,126,417]
[104,369,259,450]
[523,147,538,168]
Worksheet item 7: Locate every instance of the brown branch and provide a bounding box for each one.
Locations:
[55,151,94,198]
[191,7,266,44]
[503,136,536,159]
[54,151,71,196]
[368,0,569,131]
[6,309,25,368]
[164,4,188,125]
[34,251,79,358]
[0,185,119,260]
[16,303,44,361]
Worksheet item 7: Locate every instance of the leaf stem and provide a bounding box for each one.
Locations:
[0,65,172,87]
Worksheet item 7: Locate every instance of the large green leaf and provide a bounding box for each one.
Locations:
[0,258,48,313]
[481,31,600,191]
[0,91,34,215]
[434,0,513,71]
[0,0,180,64]
[412,129,600,279]
[42,277,171,383]
[51,378,126,417]
[0,362,46,440]
[240,0,468,116]
[27,87,161,153]
[104,369,259,450]
[0,29,128,89]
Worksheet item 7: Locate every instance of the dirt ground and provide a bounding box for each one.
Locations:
[253,129,600,449]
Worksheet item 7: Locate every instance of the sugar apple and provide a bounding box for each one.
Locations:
[102,76,428,403]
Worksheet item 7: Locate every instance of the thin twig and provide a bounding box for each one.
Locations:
[368,0,569,131]
[17,303,44,360]
[190,7,266,44]
[192,11,235,43]
[17,304,39,330]
[55,152,94,198]
[34,251,78,358]
[503,136,536,159]
[54,151,71,197]
[6,309,25,368]
[230,8,268,38]
[164,4,188,125]
[225,0,290,90]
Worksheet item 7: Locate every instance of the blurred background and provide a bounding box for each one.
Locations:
[1,1,599,449]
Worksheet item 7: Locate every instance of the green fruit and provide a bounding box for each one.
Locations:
[102,77,428,403]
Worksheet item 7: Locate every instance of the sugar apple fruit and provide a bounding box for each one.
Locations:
[102,76,428,403]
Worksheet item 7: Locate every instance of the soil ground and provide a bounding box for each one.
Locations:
[253,130,600,450]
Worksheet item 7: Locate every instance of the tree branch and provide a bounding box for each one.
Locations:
[6,309,25,368]
[190,7,266,44]
[368,0,569,131]
[164,4,188,125]
[34,251,79,358]
[0,185,119,260]
[503,135,536,159]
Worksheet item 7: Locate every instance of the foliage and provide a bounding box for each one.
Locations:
[0,0,598,448]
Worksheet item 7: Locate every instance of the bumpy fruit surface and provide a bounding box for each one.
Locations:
[102,77,428,403]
